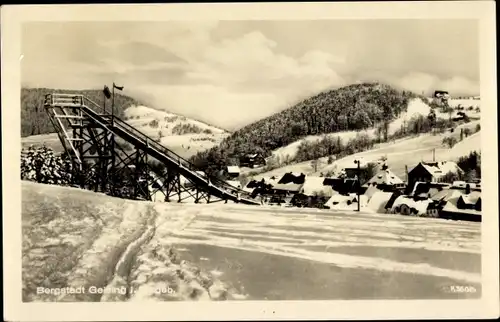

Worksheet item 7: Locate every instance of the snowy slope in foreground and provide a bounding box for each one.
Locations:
[22,181,480,301]
[21,181,244,302]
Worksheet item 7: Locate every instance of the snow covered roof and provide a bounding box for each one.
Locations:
[302,176,334,197]
[366,169,404,185]
[227,166,240,174]
[430,188,463,202]
[442,195,481,215]
[272,183,304,193]
[451,181,479,190]
[419,161,463,179]
[324,193,369,209]
[460,191,481,204]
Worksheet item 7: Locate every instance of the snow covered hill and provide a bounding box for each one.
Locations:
[269,98,439,163]
[21,105,229,159]
[123,105,229,158]
[253,120,480,181]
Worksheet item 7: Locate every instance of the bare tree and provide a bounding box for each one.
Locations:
[311,159,320,172]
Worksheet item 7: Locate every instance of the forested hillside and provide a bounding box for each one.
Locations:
[190,83,420,175]
[21,88,142,137]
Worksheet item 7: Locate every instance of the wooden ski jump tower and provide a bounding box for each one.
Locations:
[43,93,259,205]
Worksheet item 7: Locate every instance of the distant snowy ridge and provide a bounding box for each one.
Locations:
[124,105,227,136]
[123,105,229,159]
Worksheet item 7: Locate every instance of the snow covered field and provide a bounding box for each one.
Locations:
[23,181,481,301]
[21,133,63,152]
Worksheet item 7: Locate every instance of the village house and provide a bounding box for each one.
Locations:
[324,161,376,195]
[323,177,364,195]
[342,159,380,184]
[243,176,277,198]
[435,187,481,222]
[457,190,481,211]
[407,161,464,193]
[362,166,405,206]
[263,172,304,205]
[272,183,304,197]
[272,172,305,197]
[363,165,405,193]
[301,176,335,197]
[287,176,334,208]
[239,153,266,168]
[399,178,482,221]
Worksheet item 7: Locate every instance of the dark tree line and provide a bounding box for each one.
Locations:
[294,133,374,164]
[457,151,481,179]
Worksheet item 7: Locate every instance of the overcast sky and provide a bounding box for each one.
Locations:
[22,20,479,130]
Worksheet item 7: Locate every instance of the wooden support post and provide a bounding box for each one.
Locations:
[177,173,182,203]
[134,151,140,200]
[357,160,361,212]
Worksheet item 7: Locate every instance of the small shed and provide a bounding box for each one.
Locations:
[226,166,241,179]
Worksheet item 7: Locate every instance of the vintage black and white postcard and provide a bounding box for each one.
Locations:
[2,2,498,321]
